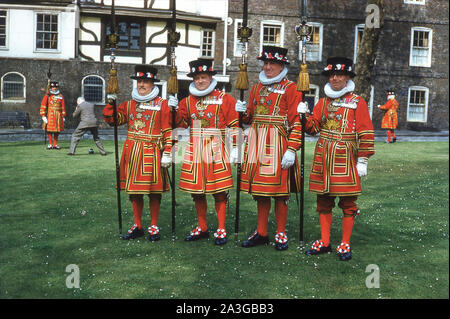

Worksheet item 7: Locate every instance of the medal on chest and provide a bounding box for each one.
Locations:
[323,101,342,131]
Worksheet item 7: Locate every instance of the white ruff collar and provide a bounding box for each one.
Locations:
[324,80,355,99]
[132,86,159,103]
[189,78,217,97]
[259,66,288,85]
[50,90,60,95]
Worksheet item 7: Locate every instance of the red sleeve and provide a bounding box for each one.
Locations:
[355,98,375,159]
[40,95,48,117]
[379,99,393,111]
[160,99,173,154]
[304,98,326,135]
[285,83,303,152]
[61,96,66,118]
[222,93,238,128]
[103,100,128,126]
[242,84,258,124]
[175,97,190,128]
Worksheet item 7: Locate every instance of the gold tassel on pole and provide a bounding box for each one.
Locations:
[167,66,178,95]
[106,68,120,95]
[235,63,249,91]
[296,63,310,92]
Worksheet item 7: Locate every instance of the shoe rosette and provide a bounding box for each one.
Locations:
[311,239,326,251]
[214,228,227,239]
[148,225,160,236]
[128,224,140,234]
[190,226,202,236]
[275,232,288,244]
[336,242,351,254]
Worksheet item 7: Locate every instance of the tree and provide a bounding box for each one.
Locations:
[354,0,384,102]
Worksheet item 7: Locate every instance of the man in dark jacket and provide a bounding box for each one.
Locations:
[68,97,106,156]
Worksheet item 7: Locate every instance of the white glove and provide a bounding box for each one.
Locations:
[281,150,296,169]
[42,116,48,124]
[377,104,381,108]
[107,94,117,101]
[235,100,247,113]
[63,118,65,122]
[161,152,172,168]
[297,101,309,114]
[168,95,178,110]
[356,157,368,177]
[230,147,239,164]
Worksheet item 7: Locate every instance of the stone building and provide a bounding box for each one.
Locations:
[0,0,448,131]
[226,0,449,131]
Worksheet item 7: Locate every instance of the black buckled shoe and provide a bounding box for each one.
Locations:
[241,231,269,248]
[148,225,160,242]
[123,224,144,240]
[214,228,227,246]
[305,240,332,255]
[336,242,352,261]
[185,227,209,241]
[274,232,289,251]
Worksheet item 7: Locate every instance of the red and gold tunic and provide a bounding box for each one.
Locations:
[103,97,172,194]
[379,98,399,129]
[241,79,303,197]
[304,93,375,196]
[176,90,238,194]
[40,94,66,132]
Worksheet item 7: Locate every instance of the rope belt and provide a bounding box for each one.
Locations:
[126,132,161,144]
[320,129,357,142]
[190,127,225,138]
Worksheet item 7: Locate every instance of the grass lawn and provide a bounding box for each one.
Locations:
[0,139,448,299]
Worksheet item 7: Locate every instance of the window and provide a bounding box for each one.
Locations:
[234,19,243,57]
[82,75,105,104]
[261,21,284,50]
[410,27,432,67]
[407,86,429,122]
[354,24,365,63]
[299,23,322,62]
[201,29,215,58]
[106,21,141,51]
[1,72,26,102]
[0,10,7,48]
[304,84,319,113]
[36,13,58,50]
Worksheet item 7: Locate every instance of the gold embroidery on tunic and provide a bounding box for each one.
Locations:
[256,104,270,115]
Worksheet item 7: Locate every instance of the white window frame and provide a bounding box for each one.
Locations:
[409,27,432,67]
[368,85,374,119]
[404,0,426,5]
[233,18,243,57]
[0,9,9,50]
[1,72,26,103]
[200,29,215,59]
[34,11,60,53]
[260,20,284,52]
[298,22,323,62]
[353,24,365,63]
[407,86,429,123]
[81,75,105,104]
[306,84,320,107]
